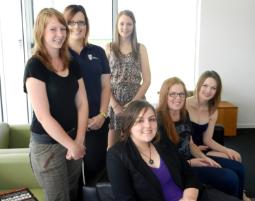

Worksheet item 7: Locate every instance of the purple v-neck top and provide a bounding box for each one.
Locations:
[150,158,183,201]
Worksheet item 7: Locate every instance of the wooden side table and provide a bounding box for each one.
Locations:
[216,101,238,136]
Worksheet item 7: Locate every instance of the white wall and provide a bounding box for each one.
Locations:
[198,0,255,128]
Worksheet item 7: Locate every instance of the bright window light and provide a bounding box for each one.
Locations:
[118,0,200,104]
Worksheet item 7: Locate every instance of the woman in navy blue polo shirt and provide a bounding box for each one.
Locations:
[64,5,111,186]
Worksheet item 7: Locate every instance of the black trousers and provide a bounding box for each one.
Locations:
[83,117,109,186]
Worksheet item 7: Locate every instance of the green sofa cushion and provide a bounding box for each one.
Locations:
[0,123,9,148]
[29,188,45,201]
[0,148,29,154]
[9,124,30,148]
[0,124,44,201]
[0,153,39,189]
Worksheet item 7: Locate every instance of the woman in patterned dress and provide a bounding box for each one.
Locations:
[105,10,151,148]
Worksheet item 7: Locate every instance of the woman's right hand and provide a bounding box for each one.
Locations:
[198,145,209,151]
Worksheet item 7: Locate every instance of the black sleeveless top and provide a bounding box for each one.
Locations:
[190,121,208,145]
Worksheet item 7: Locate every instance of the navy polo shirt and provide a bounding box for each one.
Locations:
[69,44,110,117]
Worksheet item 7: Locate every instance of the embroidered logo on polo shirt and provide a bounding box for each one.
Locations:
[88,54,99,60]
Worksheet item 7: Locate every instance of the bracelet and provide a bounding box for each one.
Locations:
[99,112,107,118]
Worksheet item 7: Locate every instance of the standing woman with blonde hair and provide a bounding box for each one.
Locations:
[106,10,151,148]
[24,8,88,201]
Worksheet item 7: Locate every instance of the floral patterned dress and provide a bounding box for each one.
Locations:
[108,51,142,131]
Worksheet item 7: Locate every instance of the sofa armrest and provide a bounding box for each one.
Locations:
[82,186,99,201]
[96,183,115,201]
[0,152,40,190]
[213,124,224,145]
[0,123,10,148]
[82,183,115,201]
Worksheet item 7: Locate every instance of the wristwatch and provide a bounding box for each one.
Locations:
[99,112,107,118]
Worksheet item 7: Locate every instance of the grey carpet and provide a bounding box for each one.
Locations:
[224,129,255,197]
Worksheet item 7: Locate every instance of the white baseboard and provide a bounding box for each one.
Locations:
[237,123,255,128]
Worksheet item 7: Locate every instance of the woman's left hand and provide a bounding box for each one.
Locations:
[225,148,241,162]
[204,157,221,167]
[66,140,85,160]
[87,115,105,130]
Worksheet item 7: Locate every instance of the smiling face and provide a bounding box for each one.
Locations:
[117,14,134,39]
[198,77,217,102]
[43,16,67,51]
[167,84,186,112]
[130,108,158,145]
[68,11,87,42]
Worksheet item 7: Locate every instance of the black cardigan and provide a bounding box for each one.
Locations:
[107,138,202,201]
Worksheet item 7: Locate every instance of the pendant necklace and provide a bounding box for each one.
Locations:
[140,143,154,165]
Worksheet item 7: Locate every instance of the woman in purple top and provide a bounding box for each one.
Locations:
[107,100,201,201]
[107,100,242,201]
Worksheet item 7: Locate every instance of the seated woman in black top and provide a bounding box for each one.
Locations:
[157,77,245,200]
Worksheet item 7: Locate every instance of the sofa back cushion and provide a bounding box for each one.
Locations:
[9,125,30,148]
[0,123,10,148]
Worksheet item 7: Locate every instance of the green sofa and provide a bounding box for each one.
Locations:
[0,123,44,200]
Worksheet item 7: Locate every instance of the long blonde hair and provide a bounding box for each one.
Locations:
[111,10,139,60]
[157,77,188,144]
[33,8,70,71]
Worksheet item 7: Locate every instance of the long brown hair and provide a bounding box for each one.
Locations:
[122,100,160,143]
[157,77,188,144]
[111,10,139,60]
[33,8,70,71]
[195,70,222,114]
[63,4,90,46]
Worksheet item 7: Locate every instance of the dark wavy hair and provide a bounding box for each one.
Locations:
[121,100,160,143]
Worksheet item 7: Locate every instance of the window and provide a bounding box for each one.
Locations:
[0,1,29,123]
[118,0,200,103]
[0,1,199,123]
[33,0,112,48]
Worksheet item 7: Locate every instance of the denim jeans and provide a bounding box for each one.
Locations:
[30,139,82,201]
[192,156,244,199]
